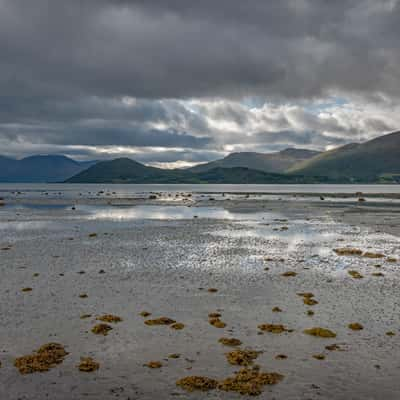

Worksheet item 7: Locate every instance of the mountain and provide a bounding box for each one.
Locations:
[188,148,320,173]
[287,131,400,182]
[66,157,321,184]
[0,155,97,182]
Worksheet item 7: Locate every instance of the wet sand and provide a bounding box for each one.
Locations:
[1,194,400,399]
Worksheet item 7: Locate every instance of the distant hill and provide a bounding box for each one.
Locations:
[287,131,400,182]
[188,148,320,173]
[66,157,322,184]
[0,155,97,182]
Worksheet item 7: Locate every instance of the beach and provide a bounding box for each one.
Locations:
[1,187,400,399]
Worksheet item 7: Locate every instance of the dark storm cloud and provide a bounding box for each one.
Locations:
[1,0,400,100]
[0,0,399,162]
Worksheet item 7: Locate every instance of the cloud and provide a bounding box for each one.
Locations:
[0,1,399,164]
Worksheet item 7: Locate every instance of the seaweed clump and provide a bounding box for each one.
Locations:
[312,354,326,360]
[170,323,185,330]
[258,324,289,334]
[334,248,363,256]
[145,361,162,368]
[176,376,218,392]
[78,357,99,372]
[218,366,284,396]
[144,317,176,326]
[218,337,242,347]
[348,323,363,331]
[140,311,151,317]
[209,317,226,328]
[96,314,123,323]
[21,287,32,292]
[225,349,261,366]
[303,327,336,338]
[281,271,297,277]
[91,323,113,335]
[348,270,363,279]
[14,343,68,374]
[363,252,385,259]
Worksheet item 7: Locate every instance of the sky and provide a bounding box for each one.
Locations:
[0,0,400,168]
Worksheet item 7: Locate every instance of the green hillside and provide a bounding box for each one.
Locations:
[287,131,400,181]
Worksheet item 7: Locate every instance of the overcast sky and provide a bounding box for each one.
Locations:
[1,0,399,167]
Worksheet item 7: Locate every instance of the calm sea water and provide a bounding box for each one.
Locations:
[0,183,399,200]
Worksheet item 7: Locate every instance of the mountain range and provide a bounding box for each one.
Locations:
[0,155,96,183]
[188,148,320,173]
[1,131,400,183]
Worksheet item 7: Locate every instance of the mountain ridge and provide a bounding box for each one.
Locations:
[0,155,97,183]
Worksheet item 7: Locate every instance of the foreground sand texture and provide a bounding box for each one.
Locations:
[0,190,400,399]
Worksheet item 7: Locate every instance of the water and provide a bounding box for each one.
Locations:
[0,183,399,201]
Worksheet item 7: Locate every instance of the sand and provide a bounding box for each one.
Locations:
[0,190,400,399]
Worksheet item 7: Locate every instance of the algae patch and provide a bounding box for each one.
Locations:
[145,317,176,326]
[14,343,68,374]
[258,324,289,334]
[226,349,261,366]
[91,323,113,335]
[176,376,218,392]
[218,337,242,347]
[348,323,364,331]
[334,248,363,256]
[303,327,336,338]
[348,270,363,279]
[218,366,284,396]
[78,357,99,372]
[145,361,163,368]
[96,314,123,323]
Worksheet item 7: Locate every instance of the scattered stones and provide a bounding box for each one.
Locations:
[225,349,261,366]
[145,317,176,326]
[170,323,185,330]
[348,323,363,331]
[96,314,123,323]
[145,361,162,368]
[348,270,363,279]
[218,338,242,347]
[14,343,68,374]
[78,357,100,372]
[303,327,337,338]
[91,323,113,335]
[176,376,218,392]
[258,324,289,334]
[334,248,363,256]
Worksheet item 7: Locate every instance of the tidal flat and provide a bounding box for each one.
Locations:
[0,190,400,399]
